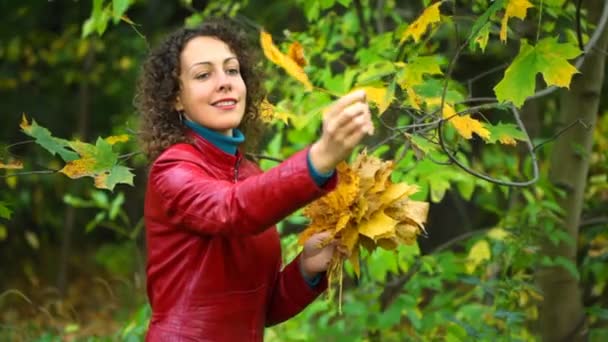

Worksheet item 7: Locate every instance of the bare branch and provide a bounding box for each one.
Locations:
[437,105,540,187]
[533,119,590,152]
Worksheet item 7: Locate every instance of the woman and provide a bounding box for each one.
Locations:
[136,19,373,341]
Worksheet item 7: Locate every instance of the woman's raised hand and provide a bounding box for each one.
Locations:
[309,90,374,174]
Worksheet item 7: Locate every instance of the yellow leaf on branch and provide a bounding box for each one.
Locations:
[500,0,533,42]
[105,134,129,145]
[0,160,23,170]
[429,99,490,140]
[401,2,442,43]
[260,31,313,91]
[287,41,307,67]
[466,239,491,274]
[299,151,429,311]
[259,98,291,124]
[356,86,392,115]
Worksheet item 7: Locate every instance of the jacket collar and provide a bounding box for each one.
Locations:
[186,129,243,170]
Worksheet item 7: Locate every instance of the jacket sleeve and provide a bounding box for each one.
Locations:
[265,254,327,326]
[149,146,337,236]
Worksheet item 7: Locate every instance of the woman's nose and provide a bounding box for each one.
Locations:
[217,71,232,92]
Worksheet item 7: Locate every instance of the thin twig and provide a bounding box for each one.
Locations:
[533,119,590,152]
[0,170,57,178]
[437,105,540,186]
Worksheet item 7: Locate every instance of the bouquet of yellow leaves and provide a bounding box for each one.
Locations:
[299,151,429,310]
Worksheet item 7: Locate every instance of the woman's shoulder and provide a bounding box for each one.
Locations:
[153,143,200,164]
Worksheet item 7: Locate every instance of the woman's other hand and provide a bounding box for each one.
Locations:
[299,231,335,280]
[309,90,374,174]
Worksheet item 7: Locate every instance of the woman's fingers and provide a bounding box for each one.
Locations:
[326,102,368,139]
[324,89,367,120]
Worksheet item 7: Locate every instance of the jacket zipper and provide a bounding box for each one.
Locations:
[233,156,242,183]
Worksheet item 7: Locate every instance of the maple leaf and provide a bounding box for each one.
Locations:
[466,239,491,274]
[287,41,307,67]
[20,114,79,162]
[300,151,429,311]
[468,0,504,52]
[486,122,527,145]
[259,98,291,124]
[105,134,130,145]
[494,37,581,107]
[500,0,533,42]
[356,86,393,115]
[396,56,443,109]
[60,138,134,191]
[260,31,313,91]
[401,2,442,43]
[0,160,23,170]
[428,99,491,140]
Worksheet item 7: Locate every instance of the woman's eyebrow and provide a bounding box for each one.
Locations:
[189,57,238,70]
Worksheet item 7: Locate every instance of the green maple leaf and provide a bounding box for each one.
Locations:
[485,122,528,145]
[98,165,134,191]
[20,115,79,162]
[494,37,581,107]
[468,0,504,52]
[61,138,134,191]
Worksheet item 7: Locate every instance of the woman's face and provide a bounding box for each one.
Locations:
[175,36,247,136]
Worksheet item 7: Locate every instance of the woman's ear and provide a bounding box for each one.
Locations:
[175,96,184,112]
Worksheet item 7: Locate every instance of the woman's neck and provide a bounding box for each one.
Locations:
[184,120,244,155]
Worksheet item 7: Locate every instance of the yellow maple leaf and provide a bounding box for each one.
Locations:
[401,2,442,43]
[356,86,392,115]
[105,134,129,145]
[498,135,517,145]
[287,41,307,67]
[0,160,23,170]
[500,0,533,42]
[429,99,491,140]
[465,239,491,274]
[358,211,399,241]
[259,98,290,124]
[60,158,96,179]
[20,113,32,132]
[260,31,313,91]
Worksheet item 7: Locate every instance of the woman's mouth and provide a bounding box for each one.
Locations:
[212,99,237,110]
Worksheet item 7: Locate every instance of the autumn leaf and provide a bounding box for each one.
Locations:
[466,239,491,274]
[486,122,527,145]
[260,30,313,91]
[396,56,443,109]
[500,0,533,42]
[428,99,490,140]
[259,98,291,124]
[401,2,442,43]
[105,134,130,145]
[468,0,504,52]
[60,138,134,191]
[20,114,79,162]
[300,151,429,310]
[474,24,491,52]
[356,86,393,115]
[494,37,581,107]
[0,160,23,170]
[287,41,307,67]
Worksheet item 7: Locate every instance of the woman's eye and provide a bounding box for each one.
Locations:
[227,68,240,75]
[195,73,210,80]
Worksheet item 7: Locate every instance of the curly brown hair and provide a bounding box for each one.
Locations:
[135,18,265,161]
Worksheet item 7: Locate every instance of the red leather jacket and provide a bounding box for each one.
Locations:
[144,132,337,341]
